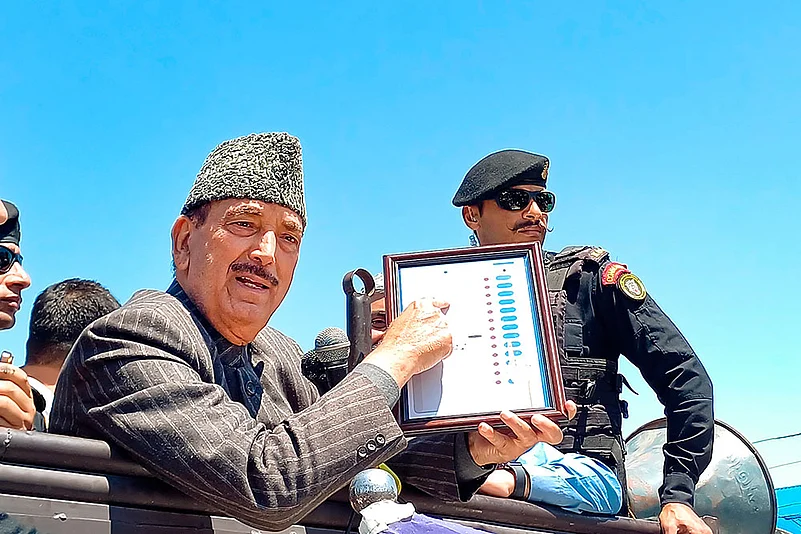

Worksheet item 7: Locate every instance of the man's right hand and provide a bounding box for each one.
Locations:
[659,503,713,534]
[363,298,452,387]
[0,363,36,430]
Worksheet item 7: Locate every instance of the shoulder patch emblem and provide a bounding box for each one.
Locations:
[602,262,629,286]
[618,273,647,301]
[588,247,608,262]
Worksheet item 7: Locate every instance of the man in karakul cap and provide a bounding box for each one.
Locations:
[454,150,714,533]
[50,134,568,531]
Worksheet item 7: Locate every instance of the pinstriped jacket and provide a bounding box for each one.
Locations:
[50,281,465,531]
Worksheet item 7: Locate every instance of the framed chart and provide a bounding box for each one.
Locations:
[383,242,567,435]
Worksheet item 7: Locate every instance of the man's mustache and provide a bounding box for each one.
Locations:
[231,262,279,286]
[512,219,547,232]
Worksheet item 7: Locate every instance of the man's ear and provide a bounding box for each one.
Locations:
[462,206,480,231]
[171,216,193,274]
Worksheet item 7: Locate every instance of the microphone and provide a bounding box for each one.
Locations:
[304,327,351,394]
[301,350,326,393]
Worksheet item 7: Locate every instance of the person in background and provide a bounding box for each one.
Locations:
[0,199,36,430]
[301,273,390,395]
[22,278,120,423]
[370,273,387,349]
[453,149,713,534]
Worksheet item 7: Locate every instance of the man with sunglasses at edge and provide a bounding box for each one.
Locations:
[0,200,38,431]
[452,150,713,534]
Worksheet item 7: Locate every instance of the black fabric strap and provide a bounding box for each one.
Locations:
[507,462,528,500]
[31,388,46,413]
[31,388,47,431]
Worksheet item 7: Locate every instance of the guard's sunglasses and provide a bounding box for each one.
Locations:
[0,246,23,275]
[494,189,556,213]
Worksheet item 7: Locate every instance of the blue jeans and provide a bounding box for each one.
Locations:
[518,442,622,514]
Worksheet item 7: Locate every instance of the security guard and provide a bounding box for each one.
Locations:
[453,150,713,534]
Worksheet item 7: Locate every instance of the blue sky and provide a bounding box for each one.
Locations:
[2,1,800,487]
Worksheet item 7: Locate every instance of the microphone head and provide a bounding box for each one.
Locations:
[301,349,326,386]
[314,327,350,363]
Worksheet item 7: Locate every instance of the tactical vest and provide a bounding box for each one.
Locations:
[544,246,628,492]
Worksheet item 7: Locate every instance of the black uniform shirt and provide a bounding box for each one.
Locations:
[562,255,714,508]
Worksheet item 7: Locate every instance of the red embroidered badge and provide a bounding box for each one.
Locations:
[602,262,629,286]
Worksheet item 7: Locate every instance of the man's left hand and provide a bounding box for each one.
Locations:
[659,502,712,534]
[467,401,577,466]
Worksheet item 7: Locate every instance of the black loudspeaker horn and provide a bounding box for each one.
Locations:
[626,418,775,534]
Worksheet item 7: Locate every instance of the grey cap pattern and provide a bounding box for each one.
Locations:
[182,132,306,226]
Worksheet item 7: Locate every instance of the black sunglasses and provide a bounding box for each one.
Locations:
[495,189,556,213]
[0,246,23,274]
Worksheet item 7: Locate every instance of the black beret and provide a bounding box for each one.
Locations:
[452,149,550,207]
[0,200,21,246]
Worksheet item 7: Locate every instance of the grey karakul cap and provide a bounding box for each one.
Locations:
[452,149,549,207]
[182,132,307,225]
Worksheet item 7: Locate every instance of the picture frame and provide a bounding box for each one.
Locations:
[383,242,567,436]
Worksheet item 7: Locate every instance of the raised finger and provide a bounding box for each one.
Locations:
[477,421,507,449]
[499,410,537,444]
[416,298,444,319]
[432,300,450,314]
[528,414,564,444]
[0,364,31,396]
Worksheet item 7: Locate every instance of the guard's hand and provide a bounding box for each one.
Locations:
[659,502,712,534]
[467,401,577,466]
[363,298,452,387]
[0,363,36,430]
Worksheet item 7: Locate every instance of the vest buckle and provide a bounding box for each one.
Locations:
[580,379,597,401]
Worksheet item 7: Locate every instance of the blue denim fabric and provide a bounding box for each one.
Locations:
[518,443,622,514]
